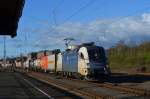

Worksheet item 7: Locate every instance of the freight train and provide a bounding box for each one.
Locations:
[14,42,111,79]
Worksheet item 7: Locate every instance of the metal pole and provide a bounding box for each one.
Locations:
[3,36,6,67]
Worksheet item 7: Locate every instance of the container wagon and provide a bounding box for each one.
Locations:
[39,49,62,73]
[15,58,22,68]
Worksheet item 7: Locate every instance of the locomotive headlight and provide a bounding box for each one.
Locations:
[106,65,109,68]
[104,67,106,71]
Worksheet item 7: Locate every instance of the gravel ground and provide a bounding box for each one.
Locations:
[28,72,150,99]
[0,71,82,99]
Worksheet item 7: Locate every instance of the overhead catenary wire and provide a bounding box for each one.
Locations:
[22,1,150,51]
[53,0,65,12]
[25,1,66,50]
[26,0,97,27]
[26,1,65,27]
[26,1,150,28]
[26,16,51,27]
[25,1,65,27]
[23,0,64,51]
[52,0,150,47]
[60,0,97,25]
[52,0,65,26]
[53,0,97,45]
[52,10,57,26]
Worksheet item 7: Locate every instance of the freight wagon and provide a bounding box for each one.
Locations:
[15,58,22,68]
[24,59,29,69]
[34,49,62,73]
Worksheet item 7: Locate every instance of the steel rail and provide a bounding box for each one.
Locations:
[26,72,116,99]
[15,70,150,98]
[64,77,150,97]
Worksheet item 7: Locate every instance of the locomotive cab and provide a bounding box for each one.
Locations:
[78,45,111,79]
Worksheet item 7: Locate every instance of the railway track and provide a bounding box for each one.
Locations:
[16,72,83,99]
[15,70,150,98]
[12,73,38,98]
[0,71,51,99]
[64,77,150,97]
[27,72,115,99]
[95,82,150,96]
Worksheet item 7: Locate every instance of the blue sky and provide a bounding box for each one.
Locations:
[1,0,150,58]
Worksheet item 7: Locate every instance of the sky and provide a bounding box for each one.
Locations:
[0,0,150,58]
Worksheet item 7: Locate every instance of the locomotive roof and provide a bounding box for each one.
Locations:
[64,45,104,53]
[77,45,104,51]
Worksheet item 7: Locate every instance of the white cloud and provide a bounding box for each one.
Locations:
[3,13,150,57]
[142,13,150,23]
[18,13,150,51]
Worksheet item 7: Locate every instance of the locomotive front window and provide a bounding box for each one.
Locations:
[88,48,106,63]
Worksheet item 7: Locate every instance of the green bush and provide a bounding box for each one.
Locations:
[108,41,150,70]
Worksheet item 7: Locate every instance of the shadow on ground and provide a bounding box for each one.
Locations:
[105,73,150,83]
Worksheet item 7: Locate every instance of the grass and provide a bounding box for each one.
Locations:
[108,41,150,72]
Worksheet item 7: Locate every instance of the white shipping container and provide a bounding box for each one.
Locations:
[36,59,41,67]
[24,60,29,68]
[56,53,62,72]
[15,61,22,68]
[48,54,55,71]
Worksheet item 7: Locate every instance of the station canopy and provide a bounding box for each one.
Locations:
[0,0,25,38]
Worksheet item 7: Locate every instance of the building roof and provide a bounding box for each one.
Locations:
[0,0,25,37]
